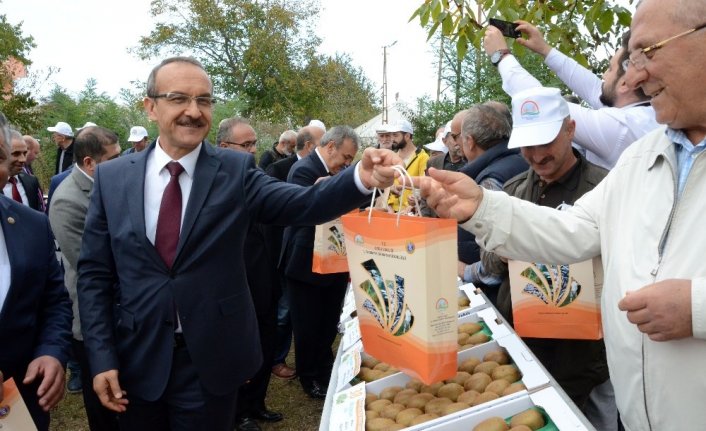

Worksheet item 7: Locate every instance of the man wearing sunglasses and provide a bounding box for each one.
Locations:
[421,1,706,429]
[484,21,659,170]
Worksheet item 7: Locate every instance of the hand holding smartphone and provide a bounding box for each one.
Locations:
[489,18,521,38]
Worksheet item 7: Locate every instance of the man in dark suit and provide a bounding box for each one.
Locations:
[49,126,122,431]
[265,125,322,381]
[2,130,42,211]
[280,126,359,399]
[76,57,400,431]
[216,117,281,431]
[0,113,73,431]
[47,121,75,175]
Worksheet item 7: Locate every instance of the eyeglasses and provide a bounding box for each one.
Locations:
[622,23,706,72]
[222,140,257,150]
[149,92,217,108]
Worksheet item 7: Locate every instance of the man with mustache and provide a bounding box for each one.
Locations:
[76,57,400,431]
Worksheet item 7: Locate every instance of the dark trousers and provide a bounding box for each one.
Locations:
[287,276,348,386]
[236,291,279,416]
[73,338,120,431]
[11,371,49,431]
[118,345,238,431]
[272,273,293,365]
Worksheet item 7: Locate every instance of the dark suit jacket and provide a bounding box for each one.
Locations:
[18,172,42,211]
[280,152,358,287]
[77,142,369,400]
[55,142,75,175]
[0,197,72,376]
[265,154,297,181]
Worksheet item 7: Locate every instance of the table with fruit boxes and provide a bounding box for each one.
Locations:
[320,283,596,431]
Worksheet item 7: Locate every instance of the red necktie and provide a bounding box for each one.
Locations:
[155,162,185,268]
[8,177,22,203]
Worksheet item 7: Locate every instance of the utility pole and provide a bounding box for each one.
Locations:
[436,36,444,102]
[382,40,397,124]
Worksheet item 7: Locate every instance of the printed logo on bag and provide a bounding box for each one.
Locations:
[327,225,346,255]
[435,297,449,312]
[0,404,10,418]
[357,259,414,336]
[354,234,364,245]
[520,263,581,306]
[405,241,415,254]
[520,100,540,120]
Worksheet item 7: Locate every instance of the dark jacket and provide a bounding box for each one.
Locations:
[55,141,74,175]
[458,140,528,264]
[257,142,288,170]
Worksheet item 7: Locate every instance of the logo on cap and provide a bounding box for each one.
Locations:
[520,101,540,120]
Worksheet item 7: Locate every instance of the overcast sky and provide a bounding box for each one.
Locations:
[3,0,439,106]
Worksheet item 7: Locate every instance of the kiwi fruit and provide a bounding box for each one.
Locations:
[457,389,480,404]
[405,393,435,409]
[459,343,476,351]
[446,371,472,386]
[379,386,404,401]
[365,417,396,431]
[373,362,390,372]
[509,426,533,431]
[509,408,545,430]
[361,356,381,369]
[491,364,521,383]
[419,381,444,396]
[459,357,481,373]
[471,391,500,406]
[424,397,452,415]
[392,389,418,405]
[468,332,490,344]
[382,424,406,431]
[380,403,406,420]
[365,392,378,407]
[458,296,471,307]
[483,350,510,365]
[474,361,500,375]
[366,410,379,420]
[441,401,470,415]
[473,416,510,431]
[437,383,465,402]
[502,382,527,396]
[395,407,423,426]
[464,372,492,392]
[485,379,511,396]
[409,413,439,426]
[458,332,471,345]
[458,322,483,334]
[405,379,423,392]
[368,399,392,413]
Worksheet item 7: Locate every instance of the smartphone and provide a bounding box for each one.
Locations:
[489,18,521,38]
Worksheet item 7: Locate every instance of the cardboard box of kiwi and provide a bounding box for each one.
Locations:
[357,308,513,385]
[457,283,489,318]
[362,334,551,431]
[426,386,589,431]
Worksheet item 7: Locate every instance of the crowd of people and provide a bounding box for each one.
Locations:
[0,0,704,430]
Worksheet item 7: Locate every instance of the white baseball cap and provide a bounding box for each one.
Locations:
[47,121,74,137]
[375,123,392,134]
[127,126,149,142]
[508,87,570,149]
[76,122,97,131]
[389,119,413,135]
[308,119,326,132]
[424,136,448,153]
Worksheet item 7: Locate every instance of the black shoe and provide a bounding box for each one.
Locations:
[301,380,327,399]
[235,416,262,431]
[251,406,283,423]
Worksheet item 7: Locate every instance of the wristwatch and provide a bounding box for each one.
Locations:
[490,49,511,66]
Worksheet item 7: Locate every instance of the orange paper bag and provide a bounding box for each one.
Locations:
[0,378,38,431]
[341,210,458,384]
[508,257,603,340]
[312,217,349,274]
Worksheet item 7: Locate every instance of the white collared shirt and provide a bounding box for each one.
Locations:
[0,219,11,315]
[2,175,28,205]
[313,147,372,193]
[144,140,201,245]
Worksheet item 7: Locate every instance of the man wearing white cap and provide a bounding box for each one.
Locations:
[423,126,449,159]
[461,88,613,428]
[426,121,465,172]
[76,122,98,132]
[387,119,428,211]
[47,121,75,175]
[123,126,150,155]
[374,123,393,150]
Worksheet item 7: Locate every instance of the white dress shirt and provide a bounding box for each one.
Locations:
[313,147,373,193]
[144,140,201,244]
[0,220,12,315]
[498,50,659,169]
[2,175,29,205]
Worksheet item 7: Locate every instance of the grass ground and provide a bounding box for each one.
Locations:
[50,349,325,431]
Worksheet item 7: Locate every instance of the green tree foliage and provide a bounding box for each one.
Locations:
[411,0,634,71]
[0,12,39,131]
[133,0,377,126]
